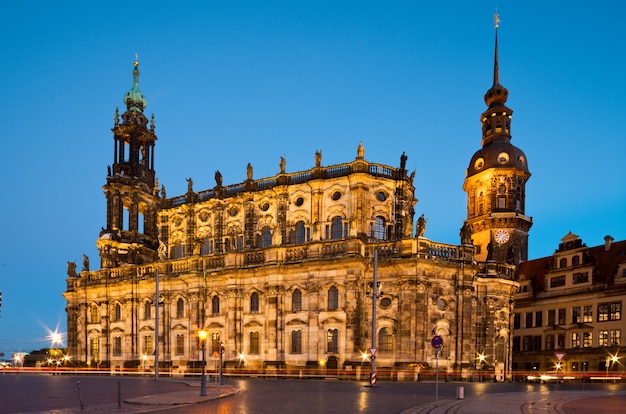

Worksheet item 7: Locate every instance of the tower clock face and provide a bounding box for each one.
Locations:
[494,229,510,244]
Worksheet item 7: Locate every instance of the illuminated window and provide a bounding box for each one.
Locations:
[572,332,580,348]
[91,337,100,362]
[610,330,621,346]
[90,305,99,324]
[211,333,221,354]
[599,330,609,347]
[583,332,592,348]
[143,335,153,354]
[599,302,622,321]
[583,305,593,323]
[327,329,338,353]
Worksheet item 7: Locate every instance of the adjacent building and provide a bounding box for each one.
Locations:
[63,27,530,380]
[513,233,626,379]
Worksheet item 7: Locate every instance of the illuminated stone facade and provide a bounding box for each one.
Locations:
[64,31,524,380]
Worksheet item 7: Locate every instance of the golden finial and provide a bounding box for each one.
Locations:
[494,9,500,29]
[134,52,139,67]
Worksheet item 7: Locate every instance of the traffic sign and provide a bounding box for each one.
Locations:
[431,335,444,349]
[554,352,566,362]
[370,348,377,356]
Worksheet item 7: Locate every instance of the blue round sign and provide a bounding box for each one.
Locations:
[431,335,444,349]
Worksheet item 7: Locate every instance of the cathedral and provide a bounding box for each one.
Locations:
[63,26,530,381]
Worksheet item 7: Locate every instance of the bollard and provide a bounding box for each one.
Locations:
[456,386,464,400]
[118,381,122,409]
[76,381,85,411]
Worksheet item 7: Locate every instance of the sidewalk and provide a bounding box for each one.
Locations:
[29,383,239,414]
[400,389,626,414]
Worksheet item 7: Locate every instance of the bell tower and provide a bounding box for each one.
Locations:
[98,59,160,268]
[463,19,532,266]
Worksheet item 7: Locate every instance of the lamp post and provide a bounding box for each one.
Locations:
[198,329,208,396]
[219,342,225,386]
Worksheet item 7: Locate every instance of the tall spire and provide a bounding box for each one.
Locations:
[123,55,148,113]
[493,15,500,87]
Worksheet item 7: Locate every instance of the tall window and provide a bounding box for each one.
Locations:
[114,303,122,322]
[583,332,592,348]
[172,241,184,259]
[250,332,260,354]
[572,332,580,348]
[583,305,593,322]
[547,309,556,326]
[295,221,306,244]
[212,295,220,315]
[330,216,343,239]
[260,227,272,248]
[327,329,338,353]
[328,286,338,310]
[291,330,302,354]
[599,330,609,347]
[176,298,185,318]
[572,307,581,324]
[535,311,542,327]
[545,335,554,350]
[211,333,221,354]
[292,289,302,312]
[113,337,122,356]
[90,305,99,324]
[610,329,621,346]
[558,308,566,325]
[176,334,185,355]
[91,337,99,362]
[200,237,213,255]
[144,301,152,320]
[143,335,153,354]
[378,327,393,356]
[250,292,259,313]
[373,216,386,240]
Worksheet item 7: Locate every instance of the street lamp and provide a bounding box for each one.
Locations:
[198,329,208,397]
[477,353,487,382]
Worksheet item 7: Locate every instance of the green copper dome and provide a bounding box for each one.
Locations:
[123,60,147,112]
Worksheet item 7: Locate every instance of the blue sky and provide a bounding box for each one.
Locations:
[0,1,624,355]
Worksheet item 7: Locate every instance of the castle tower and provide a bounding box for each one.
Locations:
[463,20,532,266]
[97,59,160,268]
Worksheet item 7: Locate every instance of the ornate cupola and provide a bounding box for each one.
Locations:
[98,58,161,268]
[463,17,533,266]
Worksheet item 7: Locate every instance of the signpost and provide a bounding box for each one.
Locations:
[431,335,444,403]
[554,352,566,393]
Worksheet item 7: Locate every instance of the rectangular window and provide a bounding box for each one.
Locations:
[327,329,339,353]
[547,310,556,326]
[512,336,520,352]
[249,332,259,354]
[91,337,99,362]
[583,305,593,323]
[573,272,589,284]
[513,313,521,330]
[533,336,542,351]
[91,306,99,324]
[525,313,533,329]
[545,334,554,350]
[522,336,532,351]
[535,311,543,327]
[291,330,302,354]
[550,275,566,288]
[211,333,221,355]
[610,330,621,346]
[557,334,565,349]
[598,302,622,322]
[583,332,592,348]
[176,334,184,355]
[572,307,581,324]
[143,335,153,354]
[113,337,122,356]
[599,330,609,347]
[558,308,566,325]
[572,332,581,348]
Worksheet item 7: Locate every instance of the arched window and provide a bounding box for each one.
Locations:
[373,216,386,240]
[328,286,338,310]
[378,327,393,356]
[114,303,122,322]
[559,258,567,268]
[176,298,185,318]
[295,221,306,244]
[330,216,343,239]
[91,305,99,324]
[171,241,184,259]
[250,292,260,313]
[176,334,185,355]
[327,329,338,353]
[291,330,302,354]
[292,289,302,312]
[249,331,260,354]
[144,301,152,320]
[260,227,272,248]
[212,295,220,315]
[572,255,580,266]
[200,237,212,255]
